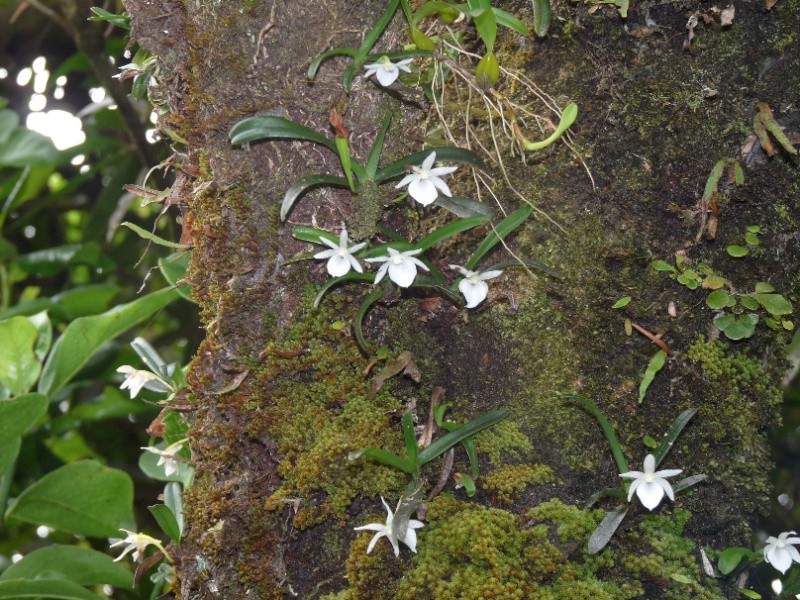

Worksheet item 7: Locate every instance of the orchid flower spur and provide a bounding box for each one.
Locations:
[117,366,174,399]
[141,440,186,477]
[763,531,800,574]
[313,227,366,277]
[395,151,458,206]
[363,56,413,87]
[450,265,503,308]
[110,529,171,562]
[365,247,429,288]
[353,496,424,557]
[619,454,682,511]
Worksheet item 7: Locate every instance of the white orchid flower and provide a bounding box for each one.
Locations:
[313,227,366,277]
[117,366,174,399]
[395,151,458,206]
[365,247,429,288]
[141,440,186,477]
[110,529,169,562]
[353,496,424,557]
[619,454,682,511]
[763,531,800,574]
[363,56,413,87]
[450,265,503,308]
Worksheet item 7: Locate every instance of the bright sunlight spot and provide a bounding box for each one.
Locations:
[772,579,782,594]
[89,87,107,103]
[16,67,31,86]
[0,68,8,79]
[28,93,46,112]
[27,110,86,150]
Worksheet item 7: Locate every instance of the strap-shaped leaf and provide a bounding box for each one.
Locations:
[0,578,107,600]
[375,146,488,183]
[587,505,628,554]
[418,409,507,465]
[366,114,392,178]
[354,287,384,353]
[467,0,497,50]
[569,394,629,474]
[465,205,532,270]
[307,47,358,81]
[433,195,493,218]
[121,222,190,249]
[313,272,375,308]
[292,226,340,246]
[281,174,350,221]
[229,116,337,152]
[530,0,550,36]
[409,277,461,304]
[416,215,490,250]
[653,408,696,467]
[673,473,708,493]
[494,7,531,36]
[350,448,415,475]
[402,413,419,469]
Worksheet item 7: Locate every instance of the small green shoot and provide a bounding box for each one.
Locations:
[612,296,631,309]
[754,102,798,156]
[696,158,744,242]
[639,350,667,403]
[518,103,578,151]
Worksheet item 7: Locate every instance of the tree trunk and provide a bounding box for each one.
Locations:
[124,0,799,597]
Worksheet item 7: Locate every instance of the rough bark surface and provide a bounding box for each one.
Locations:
[124,0,799,597]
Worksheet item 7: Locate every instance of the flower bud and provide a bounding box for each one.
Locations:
[475,51,500,89]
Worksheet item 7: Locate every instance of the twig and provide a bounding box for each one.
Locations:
[630,321,672,354]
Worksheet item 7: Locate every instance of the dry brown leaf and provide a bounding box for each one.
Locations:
[720,5,735,26]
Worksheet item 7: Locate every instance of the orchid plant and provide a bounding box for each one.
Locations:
[566,395,708,554]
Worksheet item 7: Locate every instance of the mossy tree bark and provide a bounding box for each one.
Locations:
[125,0,799,597]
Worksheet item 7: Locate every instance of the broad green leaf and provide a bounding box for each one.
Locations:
[229,115,337,152]
[0,128,59,168]
[7,460,134,537]
[0,438,21,478]
[38,288,181,397]
[466,206,532,270]
[280,174,350,221]
[149,504,181,543]
[65,386,150,423]
[531,0,551,36]
[651,260,676,273]
[53,284,120,320]
[740,296,759,311]
[0,579,105,600]
[587,506,628,554]
[726,245,749,257]
[433,195,493,218]
[706,289,734,310]
[751,293,793,316]
[164,482,184,536]
[121,222,190,249]
[671,573,693,584]
[418,410,507,465]
[139,449,194,487]
[740,589,762,599]
[27,311,52,361]
[0,317,40,396]
[159,252,193,303]
[754,281,774,293]
[375,147,488,183]
[44,430,101,462]
[0,393,48,440]
[714,313,758,341]
[0,545,132,587]
[639,350,667,403]
[612,296,631,309]
[653,408,696,467]
[14,242,112,277]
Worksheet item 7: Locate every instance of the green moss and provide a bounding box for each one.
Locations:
[527,499,601,542]
[474,419,533,466]
[483,463,555,504]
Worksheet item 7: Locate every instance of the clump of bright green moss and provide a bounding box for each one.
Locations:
[483,463,555,504]
[474,419,533,466]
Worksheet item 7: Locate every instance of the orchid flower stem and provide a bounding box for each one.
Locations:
[336,136,356,192]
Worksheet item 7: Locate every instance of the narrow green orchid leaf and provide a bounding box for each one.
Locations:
[354,287,384,353]
[366,114,392,179]
[351,448,415,475]
[229,116,337,152]
[121,222,189,249]
[672,473,707,493]
[418,409,507,465]
[494,7,531,36]
[410,277,462,304]
[0,578,107,600]
[149,504,181,543]
[433,195,493,218]
[531,0,551,36]
[485,258,564,280]
[588,505,628,554]
[281,174,350,221]
[402,413,419,469]
[522,103,578,151]
[417,215,490,250]
[335,137,356,191]
[356,0,401,60]
[342,63,358,93]
[639,350,667,404]
[463,437,479,478]
[411,1,460,27]
[164,482,184,536]
[313,272,375,308]
[465,205,532,270]
[88,7,131,29]
[459,473,477,497]
[569,394,628,474]
[757,102,798,155]
[653,408,696,467]
[292,226,340,246]
[467,0,497,50]
[307,47,359,81]
[375,147,487,183]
